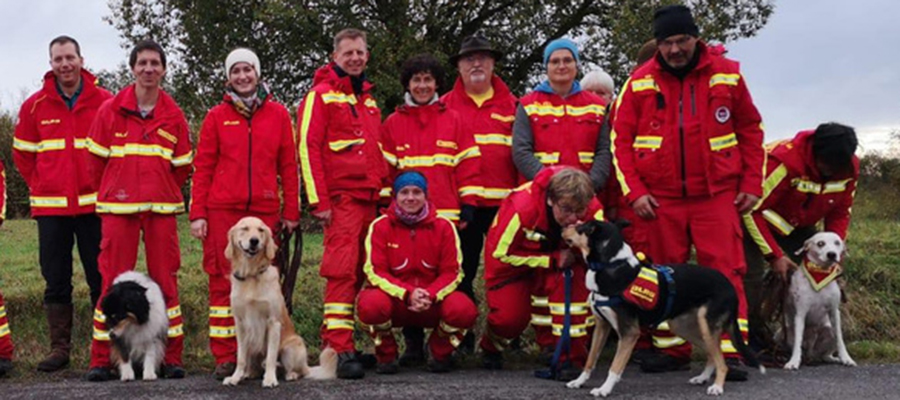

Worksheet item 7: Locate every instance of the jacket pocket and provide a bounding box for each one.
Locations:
[325,136,368,181]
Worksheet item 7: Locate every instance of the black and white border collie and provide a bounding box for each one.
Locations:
[101,271,168,381]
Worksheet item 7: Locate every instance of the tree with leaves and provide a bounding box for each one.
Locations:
[103,0,773,120]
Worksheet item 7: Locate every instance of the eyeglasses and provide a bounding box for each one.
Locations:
[658,35,694,50]
[463,53,491,63]
[548,57,575,67]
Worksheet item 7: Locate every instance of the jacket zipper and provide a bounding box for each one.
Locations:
[246,116,253,211]
[678,84,687,197]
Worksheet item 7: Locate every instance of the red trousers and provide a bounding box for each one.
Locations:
[357,289,477,363]
[320,195,377,353]
[90,213,184,368]
[638,191,749,360]
[203,210,279,364]
[0,290,13,359]
[481,267,593,367]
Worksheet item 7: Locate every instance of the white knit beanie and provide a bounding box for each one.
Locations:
[225,48,261,79]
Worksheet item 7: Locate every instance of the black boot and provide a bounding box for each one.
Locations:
[85,367,113,382]
[398,327,425,367]
[481,351,503,370]
[162,364,185,379]
[0,359,12,378]
[337,352,365,379]
[725,358,749,381]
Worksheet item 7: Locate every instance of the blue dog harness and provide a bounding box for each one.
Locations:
[588,261,677,328]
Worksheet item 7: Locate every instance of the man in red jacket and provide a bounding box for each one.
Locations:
[612,5,764,378]
[0,160,14,377]
[12,36,112,372]
[297,28,386,379]
[84,40,192,382]
[480,167,603,380]
[743,123,858,347]
[441,33,519,353]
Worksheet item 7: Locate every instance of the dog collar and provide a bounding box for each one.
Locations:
[802,260,842,291]
[587,259,631,272]
[233,265,269,281]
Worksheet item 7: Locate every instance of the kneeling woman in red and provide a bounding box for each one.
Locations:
[357,171,477,374]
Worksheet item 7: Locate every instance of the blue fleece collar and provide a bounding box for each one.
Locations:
[534,80,582,96]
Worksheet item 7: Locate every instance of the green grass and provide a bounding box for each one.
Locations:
[1,184,899,380]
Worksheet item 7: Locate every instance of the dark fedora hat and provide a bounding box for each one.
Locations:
[449,31,504,65]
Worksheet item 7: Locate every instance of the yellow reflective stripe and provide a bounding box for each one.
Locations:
[474,134,512,146]
[578,152,594,164]
[363,215,408,299]
[94,308,106,323]
[793,178,822,194]
[0,323,9,338]
[566,104,606,117]
[530,314,552,326]
[738,318,749,333]
[12,137,42,152]
[30,196,68,208]
[93,326,110,341]
[108,143,174,160]
[652,335,687,348]
[298,91,320,205]
[86,138,111,158]
[172,151,193,167]
[167,305,182,319]
[78,193,98,206]
[552,322,590,338]
[167,323,184,338]
[323,303,354,315]
[438,320,463,334]
[593,208,604,221]
[364,98,378,108]
[74,138,89,149]
[15,137,66,152]
[479,187,511,200]
[534,152,559,165]
[209,306,232,318]
[637,267,658,284]
[530,296,549,308]
[0,305,5,319]
[633,135,663,149]
[379,187,392,198]
[437,209,460,221]
[823,179,852,194]
[324,318,356,330]
[435,216,464,301]
[524,103,565,117]
[762,209,794,235]
[490,113,515,123]
[742,213,774,255]
[321,91,357,104]
[710,73,741,87]
[209,326,236,338]
[549,302,590,316]
[95,202,185,214]
[611,127,630,197]
[709,133,738,151]
[397,154,456,168]
[455,145,481,162]
[631,78,658,92]
[328,138,366,152]
[382,148,398,166]
[761,164,788,201]
[492,213,550,268]
[458,186,483,198]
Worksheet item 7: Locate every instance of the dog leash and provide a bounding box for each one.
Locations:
[535,266,572,380]
[277,227,304,315]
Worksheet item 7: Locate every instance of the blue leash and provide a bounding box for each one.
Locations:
[535,267,572,379]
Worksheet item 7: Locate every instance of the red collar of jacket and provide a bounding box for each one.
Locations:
[445,74,516,107]
[312,62,374,95]
[40,68,103,104]
[111,84,181,119]
[772,130,859,182]
[394,101,446,127]
[384,200,439,226]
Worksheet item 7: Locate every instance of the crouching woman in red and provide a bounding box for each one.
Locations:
[357,171,477,374]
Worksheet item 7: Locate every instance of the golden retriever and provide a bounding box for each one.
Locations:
[223,216,337,387]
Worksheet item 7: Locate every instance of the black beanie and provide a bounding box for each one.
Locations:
[812,123,858,173]
[653,5,700,41]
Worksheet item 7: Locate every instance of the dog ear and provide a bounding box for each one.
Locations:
[576,220,600,235]
[795,237,814,256]
[612,218,632,230]
[225,224,239,263]
[264,224,278,261]
[125,288,150,324]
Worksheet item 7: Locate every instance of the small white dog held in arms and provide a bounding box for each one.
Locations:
[223,217,337,387]
[783,231,856,370]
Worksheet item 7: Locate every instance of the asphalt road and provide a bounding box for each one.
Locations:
[3,363,898,399]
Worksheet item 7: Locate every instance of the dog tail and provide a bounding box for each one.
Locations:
[306,347,338,380]
[730,314,766,375]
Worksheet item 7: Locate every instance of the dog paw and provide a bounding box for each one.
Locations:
[285,371,299,381]
[223,376,241,386]
[839,356,857,367]
[566,372,589,388]
[783,359,800,370]
[120,368,135,381]
[706,384,724,396]
[591,383,614,397]
[142,371,158,381]
[689,375,709,385]
[262,374,279,388]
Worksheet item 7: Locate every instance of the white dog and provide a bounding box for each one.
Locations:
[783,231,856,370]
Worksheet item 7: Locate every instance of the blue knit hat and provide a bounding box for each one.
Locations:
[393,171,428,196]
[543,38,579,66]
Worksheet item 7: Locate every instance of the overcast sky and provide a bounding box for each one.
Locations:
[1,0,898,151]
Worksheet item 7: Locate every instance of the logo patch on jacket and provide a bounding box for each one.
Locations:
[223,120,240,126]
[715,106,731,123]
[40,119,61,125]
[114,132,128,138]
[622,267,661,310]
[157,129,178,144]
[436,140,457,149]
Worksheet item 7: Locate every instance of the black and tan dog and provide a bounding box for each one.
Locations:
[562,220,763,397]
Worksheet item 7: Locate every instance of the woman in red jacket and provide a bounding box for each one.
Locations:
[357,171,477,374]
[189,48,300,379]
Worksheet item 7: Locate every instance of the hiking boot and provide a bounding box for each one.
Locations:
[337,352,365,379]
[85,367,113,382]
[0,358,12,378]
[398,327,425,367]
[536,346,555,366]
[213,362,236,380]
[481,351,503,370]
[631,348,654,365]
[726,358,749,381]
[375,360,398,375]
[458,332,476,356]
[555,364,583,382]
[162,364,186,379]
[356,351,378,369]
[428,358,453,373]
[37,303,73,372]
[639,353,691,373]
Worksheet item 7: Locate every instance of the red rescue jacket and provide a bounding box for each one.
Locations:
[85,85,193,214]
[190,94,300,222]
[297,64,386,213]
[744,130,858,260]
[484,166,604,283]
[612,42,765,203]
[362,201,463,302]
[441,76,519,207]
[380,101,480,221]
[12,70,112,216]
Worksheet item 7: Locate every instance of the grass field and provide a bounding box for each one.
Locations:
[1,185,899,380]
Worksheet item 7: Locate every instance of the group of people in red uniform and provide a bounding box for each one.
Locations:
[0,4,859,383]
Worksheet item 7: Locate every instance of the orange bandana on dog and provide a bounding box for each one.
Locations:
[622,267,661,310]
[802,260,842,292]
